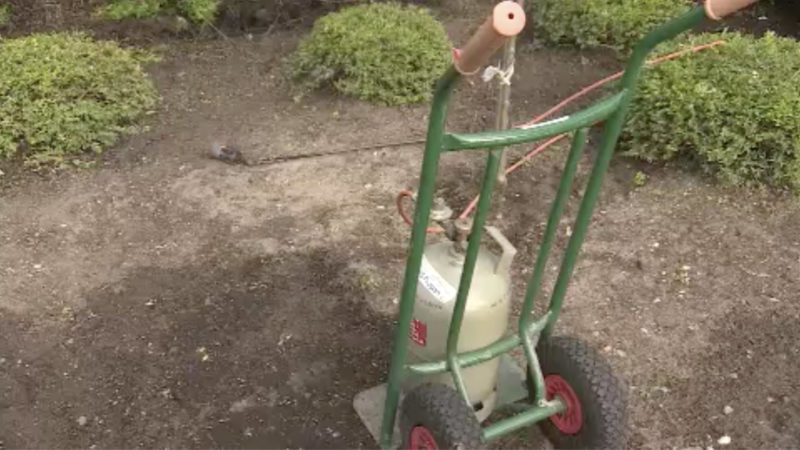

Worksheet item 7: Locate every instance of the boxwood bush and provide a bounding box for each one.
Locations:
[289,2,451,105]
[96,0,219,23]
[0,33,158,166]
[622,32,800,191]
[530,0,691,53]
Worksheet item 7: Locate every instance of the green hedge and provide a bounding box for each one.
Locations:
[530,0,690,53]
[0,33,158,166]
[622,32,800,191]
[289,3,451,105]
[96,0,219,23]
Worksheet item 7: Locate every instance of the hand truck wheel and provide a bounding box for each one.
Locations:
[399,383,484,450]
[527,336,628,449]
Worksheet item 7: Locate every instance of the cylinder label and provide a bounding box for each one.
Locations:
[410,318,427,346]
[419,256,457,304]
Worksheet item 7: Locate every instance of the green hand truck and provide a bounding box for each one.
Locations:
[363,0,758,448]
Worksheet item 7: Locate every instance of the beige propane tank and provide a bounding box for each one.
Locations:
[406,225,516,422]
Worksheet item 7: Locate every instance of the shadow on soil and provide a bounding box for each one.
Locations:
[0,247,393,449]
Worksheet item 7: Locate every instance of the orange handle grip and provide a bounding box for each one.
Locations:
[454,1,526,75]
[704,0,758,20]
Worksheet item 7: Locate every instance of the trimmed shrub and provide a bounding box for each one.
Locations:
[530,0,691,53]
[0,33,158,166]
[289,2,451,105]
[622,32,800,191]
[95,0,163,20]
[178,0,219,23]
[96,0,219,24]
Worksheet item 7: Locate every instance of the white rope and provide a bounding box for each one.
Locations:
[482,63,515,86]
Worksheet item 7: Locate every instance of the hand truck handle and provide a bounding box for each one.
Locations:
[704,0,759,20]
[453,1,526,75]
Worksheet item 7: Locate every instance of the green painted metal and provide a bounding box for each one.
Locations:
[378,67,459,450]
[407,313,552,377]
[379,6,709,448]
[519,128,588,403]
[482,398,565,442]
[445,147,504,404]
[540,6,707,338]
[441,92,623,151]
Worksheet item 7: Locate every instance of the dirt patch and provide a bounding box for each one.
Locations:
[0,247,393,448]
[1,7,799,450]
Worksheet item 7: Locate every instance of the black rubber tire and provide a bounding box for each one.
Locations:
[399,383,484,450]
[530,336,628,450]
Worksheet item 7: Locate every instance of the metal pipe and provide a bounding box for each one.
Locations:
[482,399,565,441]
[542,6,707,337]
[517,129,588,402]
[445,146,503,403]
[407,313,551,376]
[379,67,460,450]
[442,91,624,151]
[519,128,588,330]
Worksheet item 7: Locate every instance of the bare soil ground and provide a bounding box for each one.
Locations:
[1,5,799,450]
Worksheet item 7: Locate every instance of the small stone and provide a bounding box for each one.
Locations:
[640,328,649,335]
[723,405,734,415]
[33,264,43,270]
[767,396,775,403]
[230,397,254,413]
[0,168,4,176]
[77,416,88,427]
[653,298,662,304]
[243,427,254,437]
[332,431,341,438]
[717,435,731,445]
[652,242,660,248]
[603,345,612,353]
[144,299,156,307]
[729,373,738,380]
[592,331,600,337]
[615,349,627,358]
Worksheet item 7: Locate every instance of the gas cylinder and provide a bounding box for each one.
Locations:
[406,206,516,422]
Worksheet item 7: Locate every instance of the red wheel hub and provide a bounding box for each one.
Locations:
[545,374,583,434]
[409,426,438,450]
